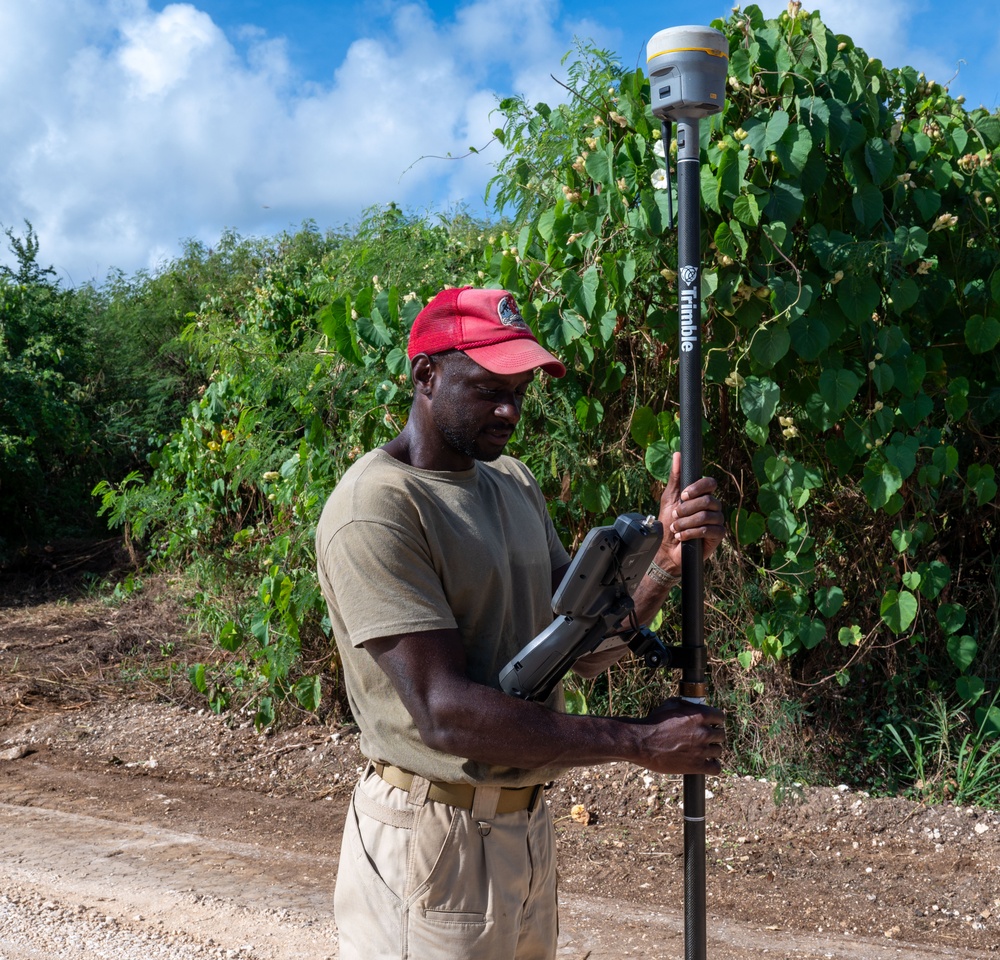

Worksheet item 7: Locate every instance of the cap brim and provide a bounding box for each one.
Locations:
[463,340,567,378]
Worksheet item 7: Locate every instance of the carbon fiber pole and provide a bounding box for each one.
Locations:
[675,115,707,960]
[648,25,725,959]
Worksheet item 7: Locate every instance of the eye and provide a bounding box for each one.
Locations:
[476,383,531,403]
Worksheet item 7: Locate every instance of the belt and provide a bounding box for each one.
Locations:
[372,762,541,814]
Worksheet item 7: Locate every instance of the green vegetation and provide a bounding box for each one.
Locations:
[1,224,101,539]
[4,6,999,802]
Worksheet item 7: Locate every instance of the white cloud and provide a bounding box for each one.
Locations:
[118,4,223,97]
[1,2,286,280]
[0,0,586,284]
[454,0,561,69]
[5,0,993,285]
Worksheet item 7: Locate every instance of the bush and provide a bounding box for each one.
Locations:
[0,224,99,545]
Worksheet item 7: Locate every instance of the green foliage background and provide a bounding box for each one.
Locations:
[5,6,1000,801]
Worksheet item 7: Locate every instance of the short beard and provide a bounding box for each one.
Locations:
[438,422,503,463]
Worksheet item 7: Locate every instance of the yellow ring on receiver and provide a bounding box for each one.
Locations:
[647,46,728,62]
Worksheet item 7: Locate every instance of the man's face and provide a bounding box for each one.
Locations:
[429,352,534,463]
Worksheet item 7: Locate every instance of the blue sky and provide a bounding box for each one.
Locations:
[2,1,998,284]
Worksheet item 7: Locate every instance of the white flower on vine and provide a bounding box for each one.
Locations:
[653,139,665,158]
[651,168,668,190]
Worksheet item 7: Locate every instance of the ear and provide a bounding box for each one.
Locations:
[411,354,434,397]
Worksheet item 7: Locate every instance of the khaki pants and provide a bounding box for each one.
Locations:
[335,765,558,959]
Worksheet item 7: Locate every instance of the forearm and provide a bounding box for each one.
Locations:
[571,556,679,677]
[420,678,653,771]
[631,557,680,625]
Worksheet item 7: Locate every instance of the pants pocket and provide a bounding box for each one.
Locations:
[405,804,492,955]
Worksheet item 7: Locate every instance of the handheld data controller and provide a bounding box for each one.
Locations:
[499,513,671,701]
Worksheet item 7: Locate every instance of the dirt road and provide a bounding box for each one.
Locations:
[1,588,998,958]
[0,733,994,959]
[0,791,985,960]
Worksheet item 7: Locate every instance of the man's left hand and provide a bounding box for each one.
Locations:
[655,451,725,573]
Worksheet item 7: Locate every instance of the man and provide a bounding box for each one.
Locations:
[316,286,725,960]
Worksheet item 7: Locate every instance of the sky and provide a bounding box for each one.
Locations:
[2,0,998,286]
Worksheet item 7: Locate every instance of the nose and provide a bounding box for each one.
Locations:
[494,392,523,424]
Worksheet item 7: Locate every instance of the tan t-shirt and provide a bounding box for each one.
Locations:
[316,449,572,786]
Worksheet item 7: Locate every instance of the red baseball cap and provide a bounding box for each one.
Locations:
[407,287,566,378]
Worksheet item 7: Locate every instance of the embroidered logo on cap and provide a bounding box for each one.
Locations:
[497,294,528,328]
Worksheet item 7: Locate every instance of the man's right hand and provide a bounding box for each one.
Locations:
[639,698,726,776]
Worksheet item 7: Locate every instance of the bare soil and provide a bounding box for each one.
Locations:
[1,552,998,958]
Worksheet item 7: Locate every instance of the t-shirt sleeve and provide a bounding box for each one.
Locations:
[320,517,457,647]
